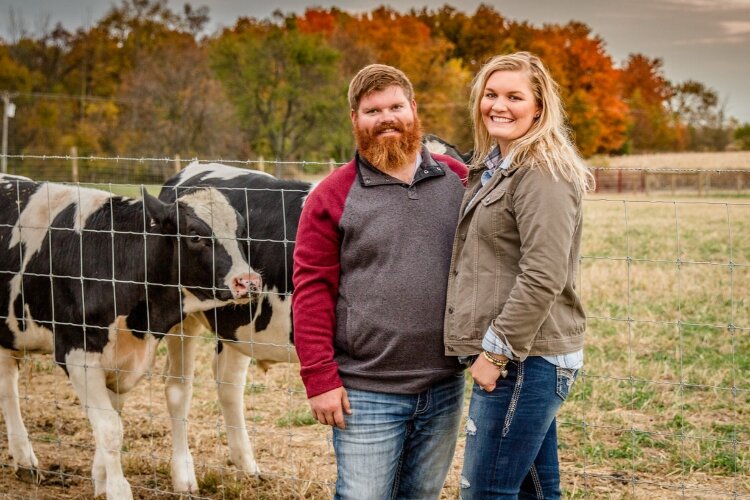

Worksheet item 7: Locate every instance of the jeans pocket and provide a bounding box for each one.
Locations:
[555,367,578,400]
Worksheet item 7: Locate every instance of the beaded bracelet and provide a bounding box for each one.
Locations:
[482,351,509,378]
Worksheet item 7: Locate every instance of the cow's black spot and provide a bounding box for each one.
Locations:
[254,296,272,333]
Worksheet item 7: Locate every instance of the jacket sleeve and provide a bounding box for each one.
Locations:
[489,167,581,360]
[292,176,349,398]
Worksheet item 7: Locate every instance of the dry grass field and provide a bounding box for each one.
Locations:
[0,190,748,499]
[592,151,750,170]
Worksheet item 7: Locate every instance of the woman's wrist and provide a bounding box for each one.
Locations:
[482,350,509,377]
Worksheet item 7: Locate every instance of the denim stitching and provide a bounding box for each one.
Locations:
[555,367,577,400]
[529,463,544,499]
[502,361,524,437]
[415,387,431,415]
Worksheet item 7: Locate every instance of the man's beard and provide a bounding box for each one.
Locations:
[354,115,423,173]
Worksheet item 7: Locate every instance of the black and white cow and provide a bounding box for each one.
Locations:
[158,162,310,493]
[0,174,260,499]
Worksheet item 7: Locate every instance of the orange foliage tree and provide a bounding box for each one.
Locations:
[297,7,473,151]
[1,1,734,163]
[619,54,686,152]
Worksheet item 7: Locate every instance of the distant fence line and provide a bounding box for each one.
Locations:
[1,150,341,184]
[1,151,750,195]
[591,167,749,195]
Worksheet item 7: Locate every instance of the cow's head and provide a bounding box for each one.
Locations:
[143,188,261,306]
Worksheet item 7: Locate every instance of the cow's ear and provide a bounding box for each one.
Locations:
[142,189,176,233]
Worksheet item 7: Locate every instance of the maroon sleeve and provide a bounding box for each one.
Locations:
[432,153,469,187]
[292,162,357,398]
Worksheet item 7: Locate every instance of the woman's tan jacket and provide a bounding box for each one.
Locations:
[444,162,586,359]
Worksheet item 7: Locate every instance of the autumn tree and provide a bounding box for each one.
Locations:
[528,22,628,156]
[619,54,684,152]
[1,2,741,165]
[116,33,243,158]
[297,7,473,151]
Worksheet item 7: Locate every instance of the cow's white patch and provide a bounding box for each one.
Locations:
[0,173,32,183]
[178,161,273,185]
[5,303,54,353]
[9,182,111,259]
[178,187,253,295]
[65,348,134,499]
[230,288,298,364]
[424,139,448,156]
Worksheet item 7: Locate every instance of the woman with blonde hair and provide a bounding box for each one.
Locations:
[444,51,593,498]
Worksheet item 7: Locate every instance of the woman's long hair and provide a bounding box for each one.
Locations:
[469,52,595,192]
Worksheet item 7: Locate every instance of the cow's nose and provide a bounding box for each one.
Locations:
[232,273,262,298]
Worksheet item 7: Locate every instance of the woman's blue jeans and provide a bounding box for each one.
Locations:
[332,372,465,500]
[460,356,578,499]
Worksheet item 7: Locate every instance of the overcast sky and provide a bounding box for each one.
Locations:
[2,0,749,122]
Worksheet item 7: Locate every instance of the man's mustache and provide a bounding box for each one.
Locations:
[374,122,405,134]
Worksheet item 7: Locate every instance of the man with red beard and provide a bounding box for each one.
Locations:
[293,64,468,499]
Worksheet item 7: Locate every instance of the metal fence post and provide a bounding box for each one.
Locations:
[71,146,78,183]
[1,91,10,174]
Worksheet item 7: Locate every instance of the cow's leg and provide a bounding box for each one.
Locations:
[0,348,40,483]
[65,350,132,499]
[213,342,259,476]
[92,389,127,495]
[164,323,199,493]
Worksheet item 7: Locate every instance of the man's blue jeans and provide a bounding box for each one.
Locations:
[332,372,465,500]
[460,356,578,499]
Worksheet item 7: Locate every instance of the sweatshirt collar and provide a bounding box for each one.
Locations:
[355,146,446,187]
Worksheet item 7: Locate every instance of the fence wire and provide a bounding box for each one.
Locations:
[0,158,748,498]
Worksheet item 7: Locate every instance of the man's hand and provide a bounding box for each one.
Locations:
[308,386,352,429]
[470,352,507,392]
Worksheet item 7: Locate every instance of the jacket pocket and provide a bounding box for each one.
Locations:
[481,188,506,206]
[555,367,578,400]
[473,188,506,237]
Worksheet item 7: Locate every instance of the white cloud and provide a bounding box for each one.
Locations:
[721,20,750,34]
[674,34,748,44]
[660,0,750,10]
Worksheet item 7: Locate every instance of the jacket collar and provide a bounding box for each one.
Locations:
[461,149,523,219]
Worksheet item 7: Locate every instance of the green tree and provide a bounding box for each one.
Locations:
[671,80,731,151]
[210,20,348,162]
[734,123,750,150]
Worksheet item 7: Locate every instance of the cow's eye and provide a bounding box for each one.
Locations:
[188,230,211,246]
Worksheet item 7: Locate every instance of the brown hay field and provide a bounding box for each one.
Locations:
[1,193,748,499]
[592,151,750,170]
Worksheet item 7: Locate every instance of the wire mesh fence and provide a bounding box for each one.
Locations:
[0,157,748,498]
[5,152,750,196]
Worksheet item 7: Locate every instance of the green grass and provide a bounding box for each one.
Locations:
[558,195,750,490]
[81,182,163,198]
[275,408,317,427]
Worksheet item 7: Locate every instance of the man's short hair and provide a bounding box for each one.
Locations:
[348,64,415,112]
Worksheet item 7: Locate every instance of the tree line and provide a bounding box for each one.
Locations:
[1,0,748,167]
